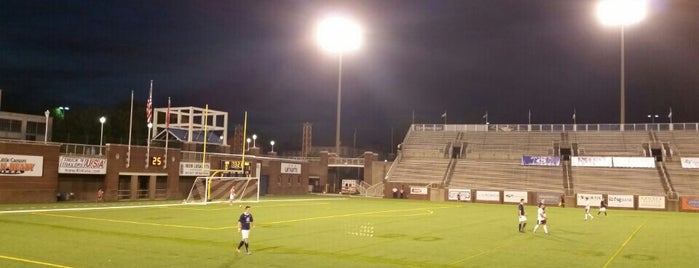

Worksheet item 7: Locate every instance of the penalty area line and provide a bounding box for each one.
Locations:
[0,255,74,268]
[603,218,649,268]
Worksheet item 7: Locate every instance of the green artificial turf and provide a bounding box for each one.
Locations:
[1,196,697,268]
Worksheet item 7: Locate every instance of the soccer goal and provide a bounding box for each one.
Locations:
[184,176,260,205]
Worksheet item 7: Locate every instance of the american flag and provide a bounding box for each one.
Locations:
[146,80,153,124]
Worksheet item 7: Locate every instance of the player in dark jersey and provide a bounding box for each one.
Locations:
[518,199,527,233]
[237,205,254,254]
[598,198,608,216]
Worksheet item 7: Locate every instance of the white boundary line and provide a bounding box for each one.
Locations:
[0,198,347,214]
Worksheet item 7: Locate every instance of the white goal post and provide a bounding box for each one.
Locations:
[184,176,260,204]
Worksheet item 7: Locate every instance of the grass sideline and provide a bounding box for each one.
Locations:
[0,196,697,268]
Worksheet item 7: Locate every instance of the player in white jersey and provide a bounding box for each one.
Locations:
[532,203,549,235]
[584,197,594,220]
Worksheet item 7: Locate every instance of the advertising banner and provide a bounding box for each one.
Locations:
[638,196,665,209]
[607,194,634,208]
[536,192,562,206]
[476,190,500,202]
[576,193,603,207]
[281,163,302,174]
[58,156,107,174]
[680,196,699,211]
[448,189,471,201]
[680,158,699,168]
[0,154,43,177]
[504,191,528,203]
[179,162,211,176]
[521,156,560,166]
[612,157,656,168]
[571,156,613,167]
[410,186,428,195]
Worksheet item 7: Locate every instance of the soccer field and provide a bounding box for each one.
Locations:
[0,196,697,268]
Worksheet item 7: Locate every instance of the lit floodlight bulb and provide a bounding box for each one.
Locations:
[316,16,363,53]
[597,0,647,26]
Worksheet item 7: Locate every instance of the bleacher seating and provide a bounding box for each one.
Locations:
[450,160,563,192]
[664,162,699,196]
[463,132,559,160]
[570,132,648,156]
[656,131,699,157]
[387,158,450,185]
[387,126,677,198]
[401,131,457,158]
[572,167,664,195]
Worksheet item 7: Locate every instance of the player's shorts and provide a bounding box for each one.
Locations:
[537,219,547,225]
[241,229,250,239]
[585,208,590,213]
[600,207,606,212]
[519,215,527,222]
[230,194,236,200]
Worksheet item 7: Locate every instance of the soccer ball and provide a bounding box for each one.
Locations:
[239,204,242,208]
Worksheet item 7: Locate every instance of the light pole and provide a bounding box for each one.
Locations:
[44,110,49,143]
[647,114,658,123]
[246,138,251,151]
[316,15,363,156]
[99,116,106,155]
[252,134,258,148]
[597,0,647,127]
[270,140,275,153]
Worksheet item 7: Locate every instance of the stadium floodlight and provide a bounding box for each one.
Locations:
[316,15,363,156]
[270,140,275,153]
[597,0,647,26]
[596,0,647,126]
[99,116,106,155]
[246,138,251,151]
[252,134,257,148]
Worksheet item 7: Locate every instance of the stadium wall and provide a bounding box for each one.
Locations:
[0,142,60,202]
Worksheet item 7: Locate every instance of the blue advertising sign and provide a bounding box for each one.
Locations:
[521,156,561,166]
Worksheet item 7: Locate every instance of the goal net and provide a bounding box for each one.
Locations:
[184,176,260,204]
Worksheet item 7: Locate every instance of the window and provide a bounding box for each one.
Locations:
[0,119,22,132]
[26,121,46,135]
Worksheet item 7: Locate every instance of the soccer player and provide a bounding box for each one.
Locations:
[532,203,549,235]
[237,205,254,255]
[229,185,236,205]
[598,198,608,216]
[518,199,527,233]
[584,197,594,220]
[97,188,104,202]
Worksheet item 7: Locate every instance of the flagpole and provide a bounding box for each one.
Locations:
[126,90,134,168]
[146,80,153,168]
[164,97,170,169]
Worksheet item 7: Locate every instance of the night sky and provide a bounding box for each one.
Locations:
[1,0,698,153]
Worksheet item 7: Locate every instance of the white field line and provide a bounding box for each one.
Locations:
[0,198,347,214]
